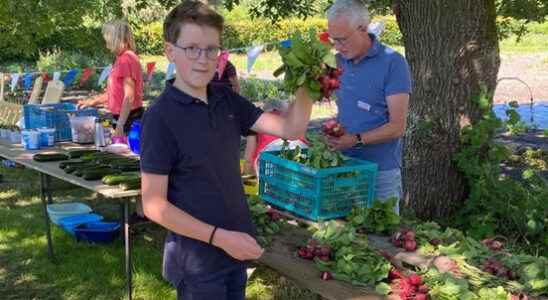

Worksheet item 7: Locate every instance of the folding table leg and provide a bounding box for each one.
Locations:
[40,173,54,262]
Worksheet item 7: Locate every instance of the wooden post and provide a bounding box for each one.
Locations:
[0,73,5,102]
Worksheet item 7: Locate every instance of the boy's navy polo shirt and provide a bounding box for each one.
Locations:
[140,79,263,287]
[335,34,412,171]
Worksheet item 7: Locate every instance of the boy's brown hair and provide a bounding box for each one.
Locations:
[163,0,224,44]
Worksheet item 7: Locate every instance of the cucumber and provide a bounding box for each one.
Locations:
[59,160,88,169]
[82,168,120,181]
[68,149,99,159]
[119,177,141,190]
[102,173,140,186]
[33,153,69,162]
[114,164,140,172]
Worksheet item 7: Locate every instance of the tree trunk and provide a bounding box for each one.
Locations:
[397,1,500,218]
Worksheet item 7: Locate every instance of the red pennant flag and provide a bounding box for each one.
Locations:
[79,67,94,87]
[42,71,50,81]
[146,62,156,82]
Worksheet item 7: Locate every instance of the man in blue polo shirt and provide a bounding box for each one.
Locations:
[325,0,412,213]
[139,1,313,299]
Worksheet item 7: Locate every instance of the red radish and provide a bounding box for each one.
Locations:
[321,271,332,280]
[415,293,428,300]
[318,255,330,262]
[329,79,340,89]
[320,246,331,257]
[404,240,417,252]
[409,274,423,286]
[404,231,416,241]
[388,268,402,279]
[418,284,429,293]
[333,67,343,77]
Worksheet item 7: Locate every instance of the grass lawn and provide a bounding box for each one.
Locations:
[0,165,316,300]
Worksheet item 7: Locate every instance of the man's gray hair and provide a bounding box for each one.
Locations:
[326,0,370,27]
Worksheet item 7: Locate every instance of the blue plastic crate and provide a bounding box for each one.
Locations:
[23,102,98,141]
[258,151,378,221]
[58,213,103,236]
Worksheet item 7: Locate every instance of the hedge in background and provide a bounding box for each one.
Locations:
[133,16,403,55]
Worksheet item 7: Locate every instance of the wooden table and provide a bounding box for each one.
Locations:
[0,140,139,300]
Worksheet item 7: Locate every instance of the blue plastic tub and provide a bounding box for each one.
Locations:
[47,202,92,225]
[258,151,378,221]
[57,213,103,235]
[74,221,121,244]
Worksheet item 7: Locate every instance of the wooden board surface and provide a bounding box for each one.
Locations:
[0,140,140,199]
[260,225,384,300]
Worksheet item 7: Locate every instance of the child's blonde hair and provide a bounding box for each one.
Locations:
[102,20,136,54]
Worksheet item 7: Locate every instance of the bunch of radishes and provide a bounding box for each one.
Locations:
[266,208,282,221]
[318,67,343,100]
[388,269,430,300]
[481,237,504,251]
[321,119,346,137]
[297,239,332,262]
[482,257,518,280]
[391,228,417,252]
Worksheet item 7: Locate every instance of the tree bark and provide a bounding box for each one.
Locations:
[397,1,500,218]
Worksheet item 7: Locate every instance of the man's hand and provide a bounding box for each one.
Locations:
[326,133,359,151]
[213,228,264,261]
[114,126,125,139]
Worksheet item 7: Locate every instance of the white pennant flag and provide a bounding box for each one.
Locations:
[53,71,61,81]
[165,63,176,80]
[247,45,264,74]
[368,21,385,38]
[10,73,20,92]
[97,65,112,86]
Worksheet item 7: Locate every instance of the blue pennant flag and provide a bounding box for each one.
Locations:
[23,73,33,91]
[63,69,78,87]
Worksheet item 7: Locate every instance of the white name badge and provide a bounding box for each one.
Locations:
[357,100,371,111]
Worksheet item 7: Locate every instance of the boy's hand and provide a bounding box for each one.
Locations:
[213,228,264,260]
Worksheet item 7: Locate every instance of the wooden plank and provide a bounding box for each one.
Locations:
[260,225,384,300]
[0,140,140,199]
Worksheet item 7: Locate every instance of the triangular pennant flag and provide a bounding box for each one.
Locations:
[10,73,20,92]
[280,39,292,49]
[63,69,79,87]
[216,51,230,80]
[53,71,61,81]
[42,71,50,81]
[23,73,33,91]
[146,62,156,82]
[165,63,175,80]
[247,45,264,73]
[97,65,112,86]
[368,21,385,38]
[79,68,94,87]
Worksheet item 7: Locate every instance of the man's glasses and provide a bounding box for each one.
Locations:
[172,44,221,60]
[329,26,362,46]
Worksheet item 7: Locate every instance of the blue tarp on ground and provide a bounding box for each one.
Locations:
[493,101,548,129]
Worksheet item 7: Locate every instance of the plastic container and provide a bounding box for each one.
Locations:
[21,130,41,150]
[74,221,121,244]
[69,116,96,144]
[127,120,141,155]
[23,102,98,142]
[0,129,8,139]
[9,130,21,144]
[38,128,56,147]
[46,202,92,225]
[258,151,378,221]
[58,213,103,235]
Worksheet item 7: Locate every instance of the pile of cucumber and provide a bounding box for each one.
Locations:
[57,150,141,190]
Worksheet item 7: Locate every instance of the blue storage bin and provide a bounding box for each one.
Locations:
[75,222,121,244]
[47,202,92,225]
[258,151,378,221]
[23,102,98,141]
[58,213,103,235]
[128,120,141,155]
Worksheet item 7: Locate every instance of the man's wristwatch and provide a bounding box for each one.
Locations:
[355,133,364,146]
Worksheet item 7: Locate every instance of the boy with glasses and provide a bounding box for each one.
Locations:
[139,1,313,299]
